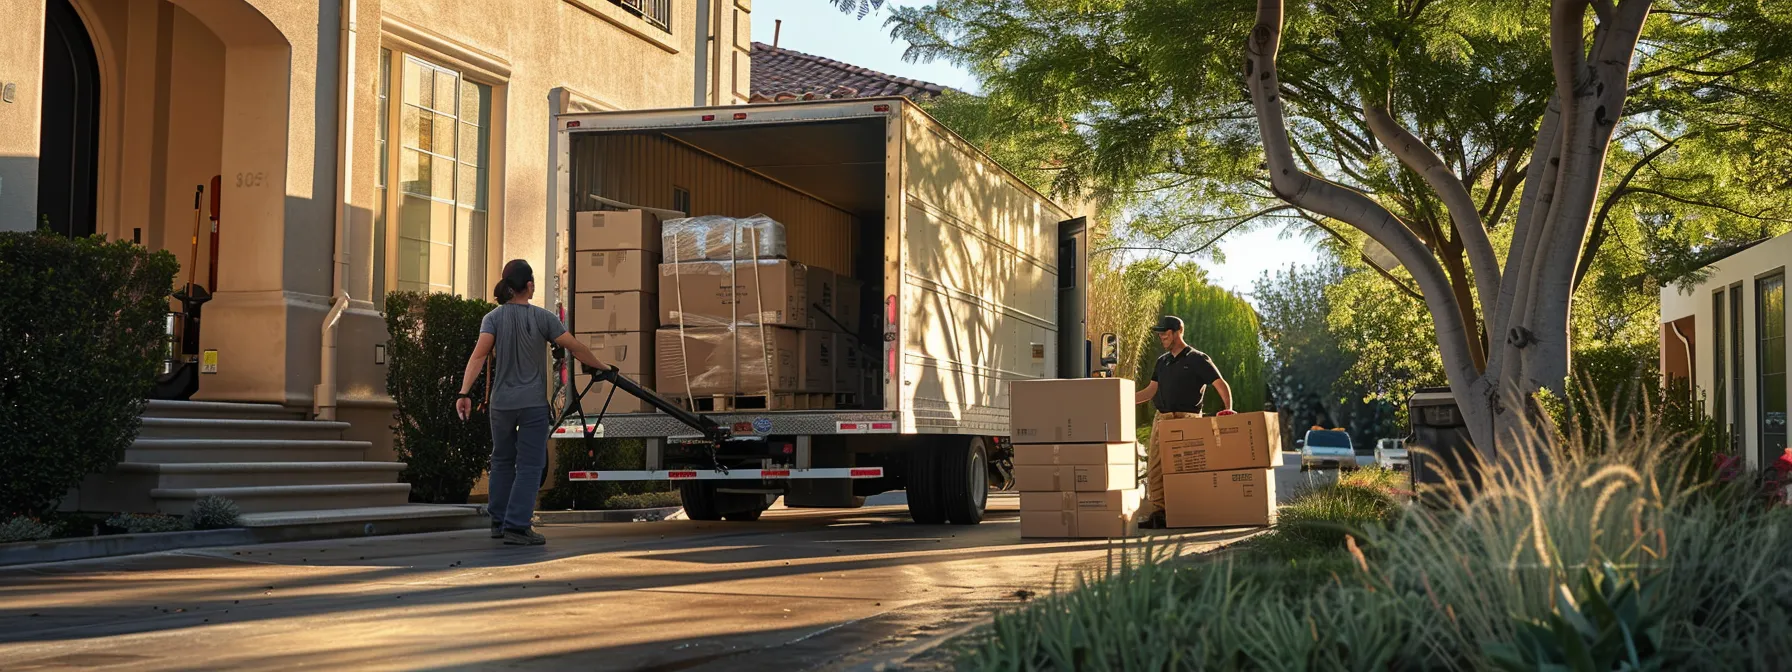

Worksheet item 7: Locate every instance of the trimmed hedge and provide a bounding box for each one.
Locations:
[0,232,177,517]
[385,291,496,504]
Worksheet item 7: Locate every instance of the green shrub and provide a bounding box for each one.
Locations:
[105,513,190,534]
[385,291,496,504]
[0,516,62,543]
[539,438,672,510]
[0,232,178,518]
[188,496,242,530]
[603,491,682,510]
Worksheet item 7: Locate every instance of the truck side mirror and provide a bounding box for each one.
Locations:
[1100,333,1118,361]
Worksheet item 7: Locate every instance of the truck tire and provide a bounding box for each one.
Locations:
[906,449,947,524]
[678,481,724,521]
[938,436,989,525]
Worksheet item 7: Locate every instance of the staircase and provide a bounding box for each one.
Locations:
[82,400,484,537]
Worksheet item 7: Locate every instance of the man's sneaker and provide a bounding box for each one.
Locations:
[502,527,546,546]
[490,521,503,539]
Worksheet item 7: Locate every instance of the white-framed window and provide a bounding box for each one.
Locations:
[373,47,494,299]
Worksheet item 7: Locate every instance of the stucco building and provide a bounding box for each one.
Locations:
[2,0,750,523]
[1659,231,1789,471]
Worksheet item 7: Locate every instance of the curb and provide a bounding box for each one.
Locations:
[535,506,685,524]
[0,528,258,567]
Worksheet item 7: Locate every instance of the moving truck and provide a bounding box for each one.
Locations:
[547,98,1105,525]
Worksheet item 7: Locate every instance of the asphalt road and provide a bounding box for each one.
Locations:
[0,493,1263,672]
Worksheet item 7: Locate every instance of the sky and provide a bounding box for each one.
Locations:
[748,0,1318,300]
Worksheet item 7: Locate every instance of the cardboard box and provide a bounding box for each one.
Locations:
[572,291,657,333]
[834,334,860,396]
[1214,411,1283,455]
[1020,509,1138,538]
[1019,488,1140,513]
[1014,463,1135,492]
[1013,443,1136,466]
[804,267,842,331]
[660,260,808,327]
[1162,435,1281,474]
[655,326,801,396]
[574,210,660,252]
[800,329,834,393]
[1010,378,1136,444]
[836,276,862,334]
[575,332,653,372]
[1164,468,1277,528]
[575,250,658,293]
[1153,415,1216,444]
[576,371,654,415]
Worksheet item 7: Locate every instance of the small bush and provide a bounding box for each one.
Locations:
[0,232,178,518]
[0,516,62,543]
[539,438,673,510]
[105,513,191,534]
[603,491,682,510]
[188,496,242,530]
[386,291,496,504]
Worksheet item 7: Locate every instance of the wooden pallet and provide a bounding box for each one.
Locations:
[674,393,836,412]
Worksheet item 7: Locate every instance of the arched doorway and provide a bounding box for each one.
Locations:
[38,0,101,238]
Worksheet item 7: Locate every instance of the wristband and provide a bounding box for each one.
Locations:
[454,392,472,400]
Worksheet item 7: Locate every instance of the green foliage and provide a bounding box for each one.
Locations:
[1485,562,1665,672]
[956,415,1792,669]
[104,513,190,534]
[538,439,672,511]
[188,496,242,530]
[1255,468,1404,558]
[603,491,682,510]
[0,517,62,543]
[385,292,496,504]
[1136,266,1266,418]
[0,232,178,518]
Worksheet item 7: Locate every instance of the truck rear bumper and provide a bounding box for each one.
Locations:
[555,410,903,439]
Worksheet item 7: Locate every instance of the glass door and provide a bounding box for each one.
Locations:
[1759,273,1786,468]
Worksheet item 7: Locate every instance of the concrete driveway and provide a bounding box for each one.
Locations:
[0,493,1259,672]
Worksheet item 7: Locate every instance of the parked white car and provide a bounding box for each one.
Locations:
[1298,428,1358,471]
[1375,438,1409,471]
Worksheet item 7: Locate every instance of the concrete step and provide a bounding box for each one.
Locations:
[145,400,306,421]
[152,483,413,515]
[238,505,488,542]
[111,462,407,489]
[137,417,351,441]
[127,439,371,463]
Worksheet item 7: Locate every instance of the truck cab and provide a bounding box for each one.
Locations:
[1375,438,1409,471]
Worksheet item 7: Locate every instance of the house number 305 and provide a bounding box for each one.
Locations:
[235,172,266,188]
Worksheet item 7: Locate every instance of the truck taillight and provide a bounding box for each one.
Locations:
[873,104,890,112]
[887,348,897,375]
[885,295,897,325]
[701,114,716,121]
[733,112,748,120]
[566,120,580,128]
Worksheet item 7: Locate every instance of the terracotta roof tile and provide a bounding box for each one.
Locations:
[749,42,949,103]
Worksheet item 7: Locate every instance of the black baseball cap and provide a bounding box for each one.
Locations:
[1149,316,1184,333]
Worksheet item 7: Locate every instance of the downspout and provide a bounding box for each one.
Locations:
[317,0,357,420]
[693,0,711,106]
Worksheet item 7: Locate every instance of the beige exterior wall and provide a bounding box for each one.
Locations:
[7,0,746,453]
[1660,232,1792,470]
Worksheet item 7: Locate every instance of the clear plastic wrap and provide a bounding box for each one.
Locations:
[655,326,800,396]
[661,214,788,262]
[658,260,808,327]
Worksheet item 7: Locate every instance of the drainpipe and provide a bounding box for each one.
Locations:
[693,0,711,106]
[317,0,357,420]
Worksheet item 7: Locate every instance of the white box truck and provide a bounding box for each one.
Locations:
[547,98,1104,525]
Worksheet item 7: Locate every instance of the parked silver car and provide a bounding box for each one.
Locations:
[1298,428,1357,471]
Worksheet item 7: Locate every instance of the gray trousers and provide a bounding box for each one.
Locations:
[488,405,551,530]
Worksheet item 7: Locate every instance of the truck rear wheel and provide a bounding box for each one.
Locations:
[679,481,724,521]
[939,436,989,525]
[906,449,947,524]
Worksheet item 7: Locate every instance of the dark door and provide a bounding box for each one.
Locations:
[1056,217,1088,379]
[37,0,101,238]
[1759,273,1786,468]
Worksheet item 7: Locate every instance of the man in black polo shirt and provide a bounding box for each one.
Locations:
[1133,315,1233,528]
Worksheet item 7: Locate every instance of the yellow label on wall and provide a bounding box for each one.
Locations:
[201,350,218,374]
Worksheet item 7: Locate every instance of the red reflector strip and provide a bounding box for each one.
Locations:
[701,114,716,121]
[667,470,698,479]
[837,421,862,432]
[568,471,594,479]
[850,468,883,478]
[887,348,897,375]
[870,422,896,432]
[873,104,890,112]
[761,469,791,478]
[733,112,748,120]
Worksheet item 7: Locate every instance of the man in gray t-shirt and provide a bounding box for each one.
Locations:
[457,259,611,546]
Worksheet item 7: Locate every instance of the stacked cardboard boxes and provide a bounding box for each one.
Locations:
[1159,412,1283,528]
[1010,378,1141,538]
[571,210,661,414]
[655,214,867,406]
